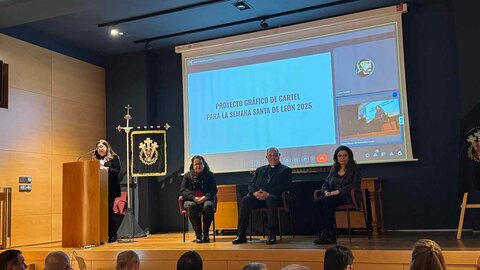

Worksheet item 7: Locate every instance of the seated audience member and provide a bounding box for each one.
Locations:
[232,147,292,245]
[324,245,354,270]
[281,264,311,270]
[44,251,71,270]
[177,251,202,270]
[313,145,360,244]
[410,239,446,270]
[116,250,140,270]
[0,249,27,270]
[181,155,217,243]
[242,262,267,270]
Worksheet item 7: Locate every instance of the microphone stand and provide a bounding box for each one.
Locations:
[76,149,96,161]
[116,105,145,242]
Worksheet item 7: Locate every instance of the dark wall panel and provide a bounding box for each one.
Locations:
[106,51,158,232]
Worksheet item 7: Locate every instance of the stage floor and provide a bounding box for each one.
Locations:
[17,232,480,270]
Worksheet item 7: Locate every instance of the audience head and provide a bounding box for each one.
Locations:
[410,239,446,270]
[281,264,311,270]
[243,262,267,270]
[0,249,27,270]
[44,251,71,270]
[177,251,202,270]
[324,245,354,270]
[332,145,356,171]
[266,147,281,167]
[189,155,211,175]
[116,250,140,270]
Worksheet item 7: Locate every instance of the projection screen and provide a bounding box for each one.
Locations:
[177,4,413,173]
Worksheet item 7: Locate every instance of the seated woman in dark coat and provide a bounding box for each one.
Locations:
[313,145,361,244]
[181,155,218,243]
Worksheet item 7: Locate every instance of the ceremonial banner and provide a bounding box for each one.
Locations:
[458,103,480,196]
[131,130,167,177]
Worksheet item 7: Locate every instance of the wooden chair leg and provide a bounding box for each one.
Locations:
[347,209,352,243]
[261,211,265,238]
[334,215,338,240]
[249,212,253,241]
[361,198,371,239]
[457,192,468,240]
[289,210,295,238]
[213,214,216,242]
[182,215,186,243]
[278,210,282,241]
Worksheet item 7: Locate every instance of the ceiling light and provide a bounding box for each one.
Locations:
[233,0,251,11]
[110,28,124,37]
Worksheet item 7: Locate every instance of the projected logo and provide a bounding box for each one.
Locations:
[466,129,480,163]
[355,58,375,77]
[139,137,159,165]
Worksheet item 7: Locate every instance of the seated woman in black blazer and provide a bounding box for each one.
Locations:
[313,145,361,245]
[181,155,218,243]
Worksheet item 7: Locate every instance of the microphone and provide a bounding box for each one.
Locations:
[77,149,96,161]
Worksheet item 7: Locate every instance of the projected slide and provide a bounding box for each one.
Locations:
[188,53,335,154]
[181,17,413,172]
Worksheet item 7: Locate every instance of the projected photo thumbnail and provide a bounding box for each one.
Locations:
[338,99,401,139]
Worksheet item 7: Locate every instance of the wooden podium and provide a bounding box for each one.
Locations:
[62,160,108,247]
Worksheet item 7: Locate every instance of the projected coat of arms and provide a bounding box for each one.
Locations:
[131,130,167,177]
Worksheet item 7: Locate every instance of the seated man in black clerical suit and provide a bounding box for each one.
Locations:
[232,147,292,245]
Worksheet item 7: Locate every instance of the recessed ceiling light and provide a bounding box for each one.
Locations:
[233,0,251,11]
[110,28,124,37]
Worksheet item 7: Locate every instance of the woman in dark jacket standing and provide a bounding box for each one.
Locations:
[181,155,218,243]
[93,139,121,243]
[313,145,361,245]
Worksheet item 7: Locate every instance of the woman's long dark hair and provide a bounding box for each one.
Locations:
[331,145,357,174]
[189,155,212,175]
[324,245,354,270]
[93,139,117,161]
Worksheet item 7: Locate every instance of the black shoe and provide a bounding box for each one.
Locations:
[313,230,329,245]
[327,230,337,244]
[192,236,203,243]
[232,235,247,244]
[313,237,333,245]
[266,234,276,245]
[203,234,210,243]
[108,236,117,243]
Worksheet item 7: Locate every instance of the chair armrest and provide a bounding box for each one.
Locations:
[213,195,218,213]
[313,189,322,200]
[281,191,290,211]
[350,188,363,210]
[178,196,186,214]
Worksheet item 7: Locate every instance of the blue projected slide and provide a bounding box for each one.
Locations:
[188,53,335,155]
[183,23,412,173]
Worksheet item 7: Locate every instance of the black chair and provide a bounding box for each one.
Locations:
[178,195,217,242]
[313,188,370,243]
[249,191,295,241]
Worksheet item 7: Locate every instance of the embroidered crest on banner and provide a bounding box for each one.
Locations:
[139,137,159,165]
[467,129,480,163]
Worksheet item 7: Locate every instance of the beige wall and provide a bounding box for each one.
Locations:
[0,34,106,246]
